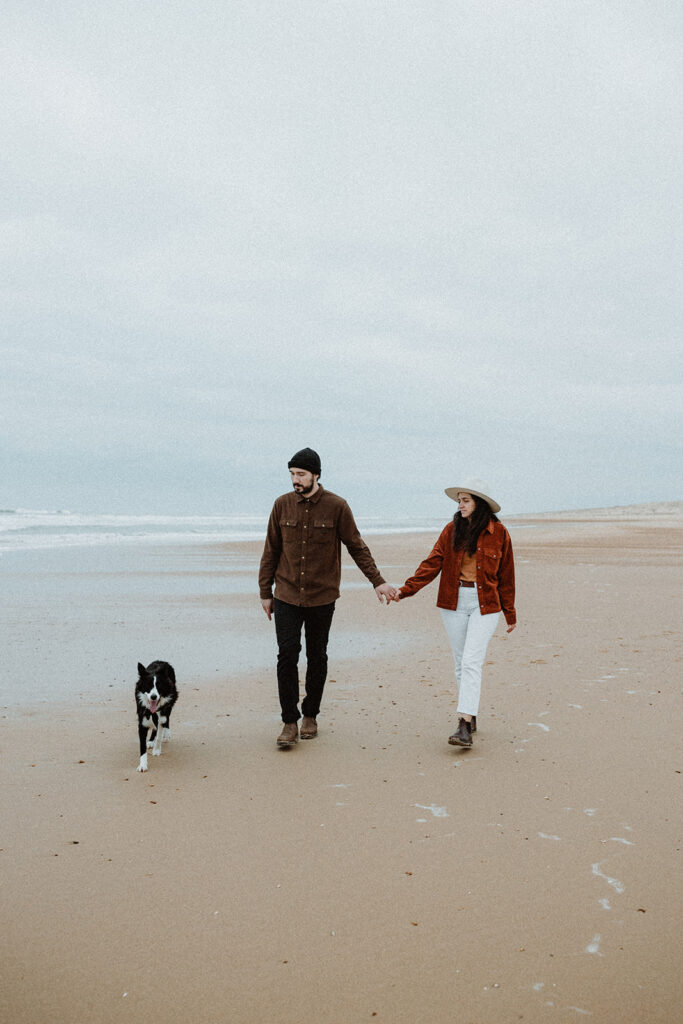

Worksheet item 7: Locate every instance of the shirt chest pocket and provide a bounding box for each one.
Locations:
[313,518,335,540]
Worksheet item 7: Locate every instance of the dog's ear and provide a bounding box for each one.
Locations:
[137,662,146,676]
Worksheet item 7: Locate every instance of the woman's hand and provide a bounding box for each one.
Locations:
[506,623,516,633]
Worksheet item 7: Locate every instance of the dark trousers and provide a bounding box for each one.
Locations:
[273,598,336,723]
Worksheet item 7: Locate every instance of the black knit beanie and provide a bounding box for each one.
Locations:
[288,447,321,477]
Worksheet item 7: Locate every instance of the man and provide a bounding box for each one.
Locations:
[259,447,397,747]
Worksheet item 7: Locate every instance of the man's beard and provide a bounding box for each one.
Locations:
[293,481,316,496]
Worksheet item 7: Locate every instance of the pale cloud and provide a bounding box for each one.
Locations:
[1,0,681,513]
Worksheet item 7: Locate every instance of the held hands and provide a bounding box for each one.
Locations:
[375,583,402,605]
[263,591,402,615]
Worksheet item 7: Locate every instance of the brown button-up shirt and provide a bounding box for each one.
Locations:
[259,487,386,606]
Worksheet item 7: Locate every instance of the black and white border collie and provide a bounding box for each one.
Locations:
[135,661,178,772]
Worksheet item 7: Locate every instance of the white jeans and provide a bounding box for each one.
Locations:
[440,588,501,716]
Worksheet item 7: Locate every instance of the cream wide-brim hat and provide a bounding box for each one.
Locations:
[444,477,501,514]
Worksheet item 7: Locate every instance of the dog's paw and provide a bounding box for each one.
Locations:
[162,728,171,741]
[152,747,162,756]
[137,755,148,772]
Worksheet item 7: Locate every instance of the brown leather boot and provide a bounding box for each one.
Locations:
[300,716,318,739]
[448,718,473,748]
[277,722,299,747]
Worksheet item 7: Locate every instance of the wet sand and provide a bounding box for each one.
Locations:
[1,505,681,1022]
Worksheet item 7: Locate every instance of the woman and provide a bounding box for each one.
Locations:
[396,478,516,748]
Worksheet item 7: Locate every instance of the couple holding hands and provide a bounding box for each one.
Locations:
[259,448,516,750]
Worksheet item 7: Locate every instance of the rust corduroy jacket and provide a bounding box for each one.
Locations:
[399,519,516,626]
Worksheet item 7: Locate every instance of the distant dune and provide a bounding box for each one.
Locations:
[512,500,682,521]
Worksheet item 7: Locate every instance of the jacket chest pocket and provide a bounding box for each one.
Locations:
[280,519,298,529]
[481,547,501,570]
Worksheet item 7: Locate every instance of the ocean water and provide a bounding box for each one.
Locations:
[0,509,445,708]
[0,508,447,556]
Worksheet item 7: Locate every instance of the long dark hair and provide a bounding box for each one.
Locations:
[452,495,499,554]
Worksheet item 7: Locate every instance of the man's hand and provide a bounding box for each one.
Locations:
[375,583,399,604]
[261,598,274,620]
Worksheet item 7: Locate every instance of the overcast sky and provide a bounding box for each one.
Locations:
[2,0,681,517]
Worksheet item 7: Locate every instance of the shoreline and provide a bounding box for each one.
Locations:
[1,500,680,559]
[2,505,681,712]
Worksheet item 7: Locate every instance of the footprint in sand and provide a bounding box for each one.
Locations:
[414,803,449,818]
